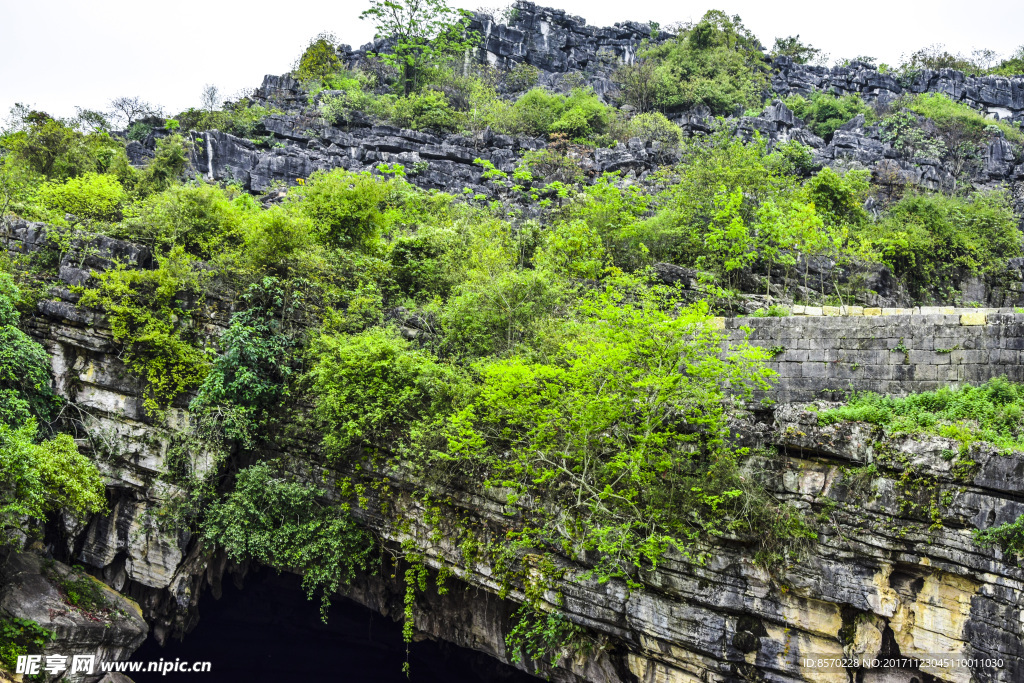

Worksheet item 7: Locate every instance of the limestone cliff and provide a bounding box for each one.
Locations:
[4,217,1024,683]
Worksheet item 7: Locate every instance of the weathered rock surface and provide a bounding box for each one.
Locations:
[0,553,148,683]
[773,57,1024,123]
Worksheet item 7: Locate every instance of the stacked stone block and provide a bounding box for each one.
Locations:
[723,312,1024,403]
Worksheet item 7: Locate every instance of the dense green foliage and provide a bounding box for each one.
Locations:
[0,420,107,546]
[202,461,373,616]
[975,514,1024,557]
[174,100,284,140]
[783,92,875,140]
[360,0,478,95]
[0,275,105,546]
[819,377,1024,452]
[852,189,1020,297]
[76,250,211,415]
[990,46,1024,77]
[0,275,60,427]
[636,11,769,115]
[0,616,52,673]
[190,278,302,448]
[769,35,822,64]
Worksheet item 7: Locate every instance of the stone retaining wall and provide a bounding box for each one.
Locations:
[723,311,1024,403]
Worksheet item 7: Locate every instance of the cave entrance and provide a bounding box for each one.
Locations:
[130,567,536,683]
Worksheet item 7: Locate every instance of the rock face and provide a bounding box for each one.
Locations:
[772,57,1024,123]
[173,2,1024,203]
[190,113,673,195]
[6,219,1024,682]
[0,553,148,683]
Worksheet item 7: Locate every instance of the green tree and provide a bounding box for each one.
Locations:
[295,33,343,86]
[1,420,107,547]
[190,278,302,448]
[0,274,105,546]
[641,10,768,115]
[360,0,479,95]
[770,35,822,64]
[445,284,801,577]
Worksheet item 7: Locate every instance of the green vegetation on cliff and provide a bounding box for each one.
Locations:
[0,274,106,548]
[4,3,1024,670]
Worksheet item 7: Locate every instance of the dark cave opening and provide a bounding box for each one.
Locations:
[129,567,537,683]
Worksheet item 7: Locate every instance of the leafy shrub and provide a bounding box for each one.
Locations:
[510,88,568,137]
[175,101,283,140]
[2,110,127,181]
[1,419,106,547]
[802,167,870,228]
[118,181,247,258]
[295,33,342,86]
[770,35,822,64]
[506,605,587,669]
[319,87,381,126]
[38,172,126,221]
[445,286,803,577]
[238,205,315,273]
[879,110,946,160]
[310,327,466,457]
[47,564,110,612]
[783,92,875,140]
[137,134,190,195]
[640,10,768,115]
[190,278,301,448]
[640,129,802,264]
[0,274,60,427]
[441,267,560,357]
[907,92,1023,145]
[548,89,611,140]
[769,139,816,176]
[518,135,589,185]
[0,617,52,672]
[203,461,373,617]
[390,90,462,132]
[853,189,1020,296]
[975,513,1024,557]
[127,121,153,142]
[388,224,468,300]
[288,169,396,251]
[504,62,540,91]
[819,376,1024,451]
[990,46,1024,77]
[533,219,608,279]
[624,111,684,151]
[76,249,210,416]
[507,87,611,140]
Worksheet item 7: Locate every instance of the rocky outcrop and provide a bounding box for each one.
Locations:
[772,57,1024,123]
[190,112,671,195]
[0,553,148,683]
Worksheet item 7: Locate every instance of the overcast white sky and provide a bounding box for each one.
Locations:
[2,0,1023,122]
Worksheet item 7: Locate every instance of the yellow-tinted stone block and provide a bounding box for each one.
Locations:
[960,312,986,326]
[709,317,726,329]
[822,306,841,316]
[864,308,882,316]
